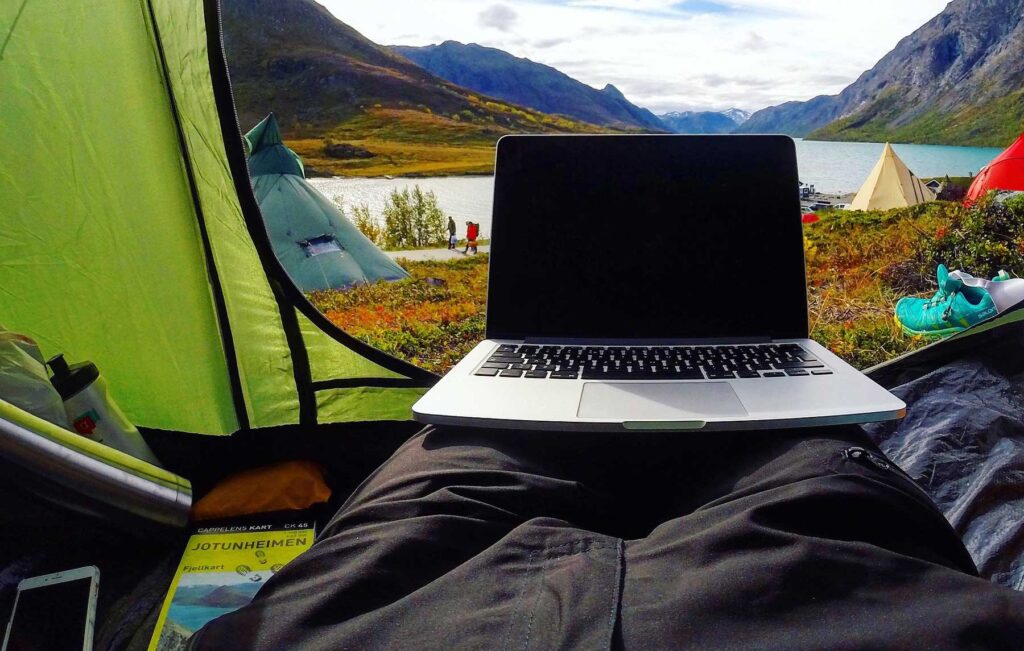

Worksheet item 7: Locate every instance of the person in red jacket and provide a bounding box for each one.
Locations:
[463,221,479,255]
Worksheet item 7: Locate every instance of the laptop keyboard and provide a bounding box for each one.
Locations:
[474,343,833,380]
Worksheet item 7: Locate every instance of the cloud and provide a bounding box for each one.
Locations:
[533,37,570,49]
[570,0,739,16]
[671,0,737,15]
[741,31,768,50]
[701,73,777,88]
[809,73,859,87]
[327,0,951,112]
[478,5,518,31]
[702,73,728,87]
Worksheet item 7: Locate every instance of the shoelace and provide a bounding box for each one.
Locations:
[924,287,960,321]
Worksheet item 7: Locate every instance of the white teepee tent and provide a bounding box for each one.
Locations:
[850,143,936,211]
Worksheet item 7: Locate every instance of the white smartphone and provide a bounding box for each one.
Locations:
[2,566,99,651]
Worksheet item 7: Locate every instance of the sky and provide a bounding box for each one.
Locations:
[322,0,951,115]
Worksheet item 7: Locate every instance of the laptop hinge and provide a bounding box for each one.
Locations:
[523,336,775,345]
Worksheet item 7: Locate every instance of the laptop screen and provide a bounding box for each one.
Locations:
[486,135,808,342]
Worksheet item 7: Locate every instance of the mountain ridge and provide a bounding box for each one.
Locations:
[392,41,666,131]
[658,109,749,134]
[221,0,612,175]
[737,0,1024,146]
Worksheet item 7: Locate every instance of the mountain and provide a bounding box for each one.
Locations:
[737,0,1024,147]
[392,41,665,131]
[197,584,263,608]
[658,110,747,134]
[722,108,751,125]
[221,0,602,142]
[737,96,847,137]
[172,583,262,607]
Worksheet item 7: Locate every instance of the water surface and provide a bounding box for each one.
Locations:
[309,140,1003,237]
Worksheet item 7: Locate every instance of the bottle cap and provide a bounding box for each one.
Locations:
[46,354,99,400]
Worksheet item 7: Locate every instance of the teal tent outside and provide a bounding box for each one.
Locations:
[246,114,409,291]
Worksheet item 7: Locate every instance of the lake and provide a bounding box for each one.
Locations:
[309,139,1003,239]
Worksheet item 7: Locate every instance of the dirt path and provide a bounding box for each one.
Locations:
[385,245,490,262]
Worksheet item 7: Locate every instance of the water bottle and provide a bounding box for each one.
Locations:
[46,354,162,467]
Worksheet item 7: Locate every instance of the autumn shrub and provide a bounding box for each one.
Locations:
[351,202,384,245]
[309,200,1021,374]
[925,194,1024,279]
[382,185,448,249]
[308,254,488,373]
[801,202,957,368]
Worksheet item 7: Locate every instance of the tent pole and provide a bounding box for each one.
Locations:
[0,415,191,528]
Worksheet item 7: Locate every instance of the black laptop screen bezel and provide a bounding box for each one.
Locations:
[484,134,810,343]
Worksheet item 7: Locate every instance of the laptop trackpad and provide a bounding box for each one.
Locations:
[577,382,748,420]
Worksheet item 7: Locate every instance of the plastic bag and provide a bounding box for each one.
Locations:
[0,325,70,428]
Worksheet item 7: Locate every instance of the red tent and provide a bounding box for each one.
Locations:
[966,133,1024,204]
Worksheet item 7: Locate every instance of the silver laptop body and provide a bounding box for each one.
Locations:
[413,135,905,432]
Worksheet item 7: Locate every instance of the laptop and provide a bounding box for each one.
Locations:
[412,134,906,431]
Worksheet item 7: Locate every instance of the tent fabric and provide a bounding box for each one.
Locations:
[247,115,410,292]
[246,113,305,178]
[850,143,936,211]
[866,301,1024,590]
[1,0,239,434]
[966,133,1024,204]
[0,0,435,437]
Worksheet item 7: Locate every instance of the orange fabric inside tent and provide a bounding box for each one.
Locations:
[192,460,332,521]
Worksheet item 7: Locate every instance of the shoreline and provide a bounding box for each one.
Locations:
[306,170,495,181]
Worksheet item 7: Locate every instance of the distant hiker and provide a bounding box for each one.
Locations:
[447,217,457,250]
[464,221,479,255]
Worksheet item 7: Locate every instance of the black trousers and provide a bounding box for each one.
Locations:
[191,425,1024,650]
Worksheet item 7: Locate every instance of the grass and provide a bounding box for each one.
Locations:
[308,254,490,373]
[290,109,500,177]
[288,107,616,178]
[808,88,1024,148]
[804,204,952,368]
[292,138,497,178]
[307,200,1024,375]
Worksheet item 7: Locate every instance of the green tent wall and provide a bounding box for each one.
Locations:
[246,113,411,292]
[0,0,436,437]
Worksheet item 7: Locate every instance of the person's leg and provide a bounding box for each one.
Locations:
[189,424,1024,650]
[617,425,1024,649]
[188,426,625,650]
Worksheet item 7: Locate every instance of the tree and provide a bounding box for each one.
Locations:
[382,186,448,249]
[351,203,384,246]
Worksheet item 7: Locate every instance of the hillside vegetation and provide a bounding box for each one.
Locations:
[809,89,1024,147]
[739,0,1024,146]
[290,106,589,177]
[222,0,608,177]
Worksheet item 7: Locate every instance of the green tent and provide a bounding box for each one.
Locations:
[0,0,435,524]
[3,2,1024,642]
[245,113,410,292]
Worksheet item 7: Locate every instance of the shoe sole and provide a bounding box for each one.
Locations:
[894,314,964,338]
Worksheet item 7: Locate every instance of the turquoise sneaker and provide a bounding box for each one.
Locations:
[949,268,1024,312]
[895,264,999,336]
